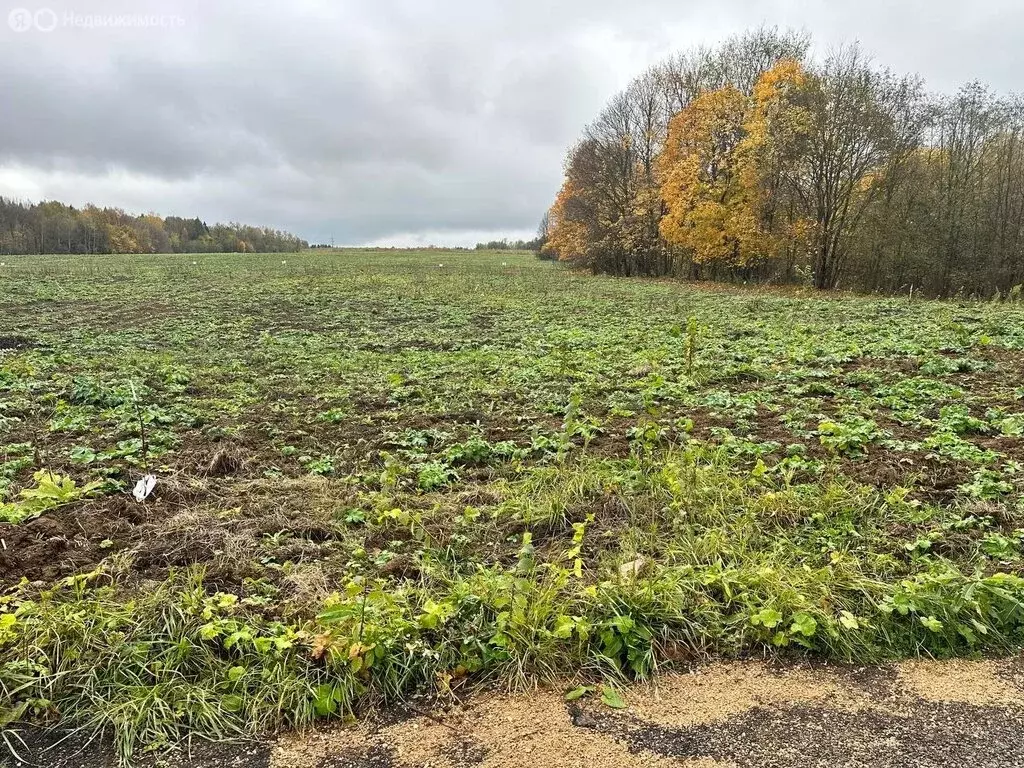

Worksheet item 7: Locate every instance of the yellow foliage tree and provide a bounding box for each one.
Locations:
[541,179,590,262]
[106,224,138,254]
[657,60,813,269]
[740,59,814,259]
[658,86,753,266]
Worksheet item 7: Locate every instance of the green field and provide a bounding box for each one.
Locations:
[3,249,1024,757]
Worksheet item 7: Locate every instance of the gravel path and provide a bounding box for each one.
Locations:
[9,657,1024,768]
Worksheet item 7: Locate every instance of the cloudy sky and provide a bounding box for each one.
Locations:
[1,1,1021,246]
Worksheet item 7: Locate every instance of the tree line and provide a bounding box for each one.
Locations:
[0,198,307,255]
[474,237,545,251]
[541,27,1024,297]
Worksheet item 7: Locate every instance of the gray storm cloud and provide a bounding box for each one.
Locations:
[1,0,1023,245]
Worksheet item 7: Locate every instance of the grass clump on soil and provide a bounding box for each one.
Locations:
[3,250,1024,760]
[5,447,1024,761]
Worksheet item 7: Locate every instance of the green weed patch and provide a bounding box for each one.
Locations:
[2,250,1024,758]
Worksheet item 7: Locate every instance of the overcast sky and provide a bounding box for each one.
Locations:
[1,1,1022,246]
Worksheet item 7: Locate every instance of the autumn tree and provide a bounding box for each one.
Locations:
[106,224,139,254]
[0,198,307,255]
[544,27,808,277]
[657,60,811,276]
[542,178,589,262]
[791,46,927,289]
[658,86,753,268]
[659,27,811,115]
[740,60,815,278]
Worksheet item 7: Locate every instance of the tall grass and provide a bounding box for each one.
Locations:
[4,446,1024,761]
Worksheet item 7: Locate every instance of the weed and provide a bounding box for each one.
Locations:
[3,250,1024,759]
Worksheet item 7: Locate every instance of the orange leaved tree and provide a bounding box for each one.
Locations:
[657,60,812,276]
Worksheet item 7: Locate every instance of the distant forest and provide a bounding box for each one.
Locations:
[0,198,307,254]
[542,27,1024,297]
[474,237,544,251]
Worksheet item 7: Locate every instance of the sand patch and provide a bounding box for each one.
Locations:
[628,661,878,728]
[446,691,684,768]
[898,659,1023,707]
[269,658,1024,768]
[270,691,696,768]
